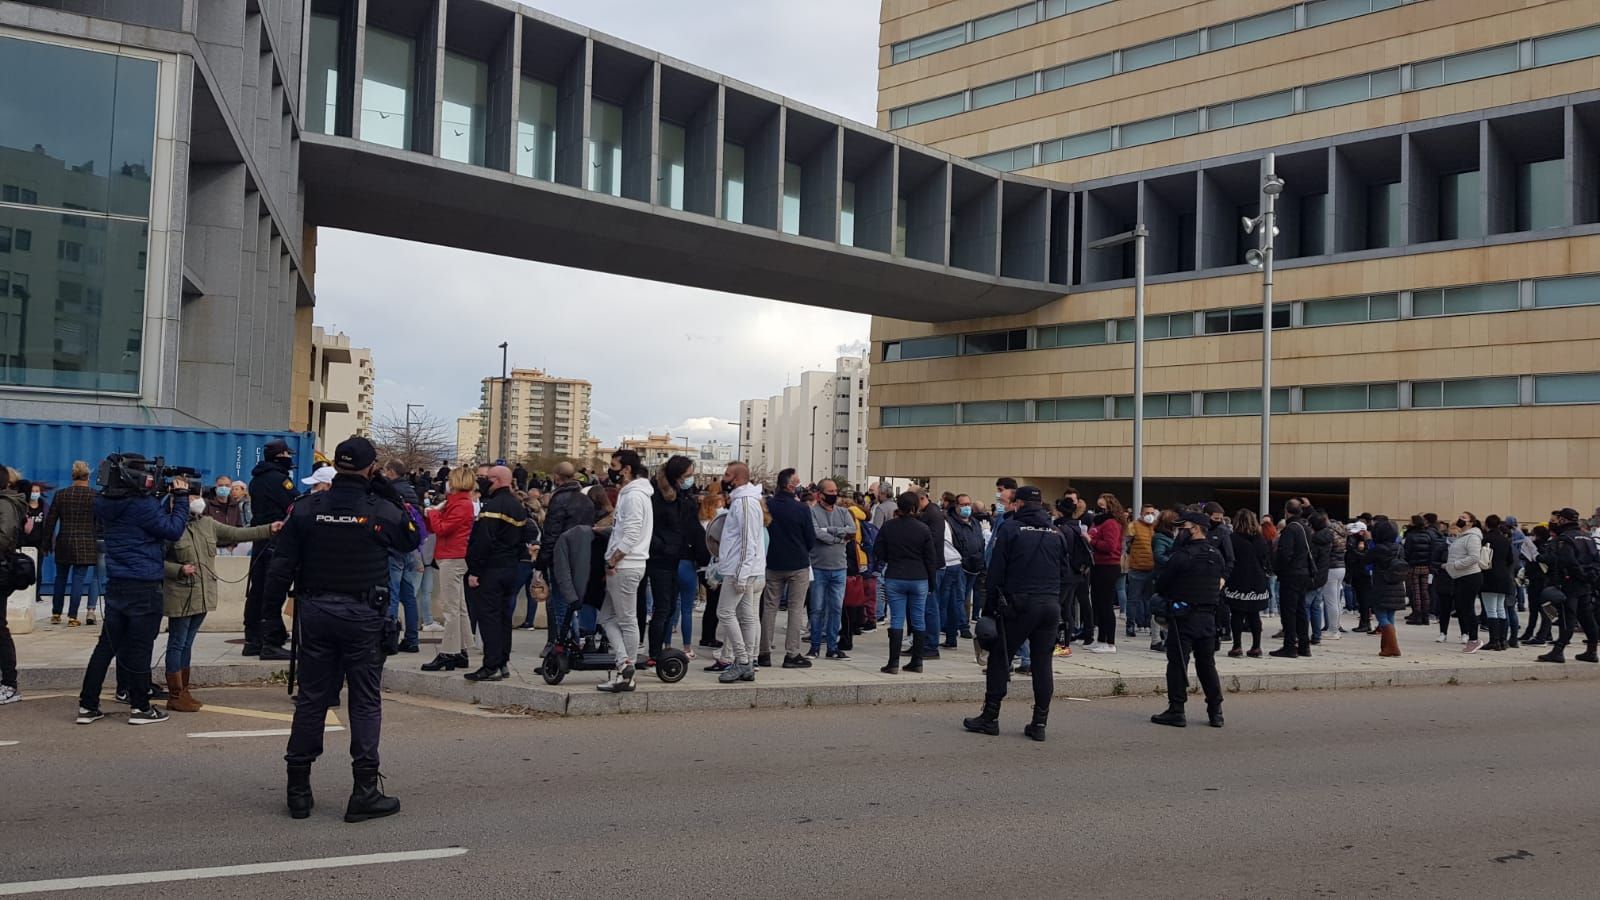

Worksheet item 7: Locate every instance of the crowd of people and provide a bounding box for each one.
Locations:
[5,445,1600,730]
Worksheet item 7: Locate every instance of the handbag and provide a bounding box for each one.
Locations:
[530,571,550,602]
[1477,542,1493,572]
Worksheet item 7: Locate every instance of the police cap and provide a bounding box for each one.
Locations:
[335,436,377,470]
[1014,485,1043,503]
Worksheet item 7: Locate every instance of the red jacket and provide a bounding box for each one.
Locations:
[1087,517,1124,567]
[426,492,474,560]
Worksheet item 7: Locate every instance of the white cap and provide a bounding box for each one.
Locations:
[301,466,335,487]
[1347,521,1367,534]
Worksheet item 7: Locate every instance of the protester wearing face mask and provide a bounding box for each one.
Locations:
[203,476,247,555]
[162,497,279,711]
[19,481,48,551]
[646,456,708,663]
[1125,504,1158,639]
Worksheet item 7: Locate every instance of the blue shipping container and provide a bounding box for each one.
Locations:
[0,419,314,494]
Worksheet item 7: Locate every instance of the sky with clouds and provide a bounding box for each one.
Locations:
[314,0,880,448]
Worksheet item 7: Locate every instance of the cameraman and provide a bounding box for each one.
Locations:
[1151,511,1226,729]
[75,457,191,726]
[265,437,418,822]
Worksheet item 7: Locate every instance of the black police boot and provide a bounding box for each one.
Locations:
[344,768,400,823]
[1576,640,1599,664]
[903,633,925,674]
[1023,706,1048,742]
[1538,642,1567,663]
[881,628,902,675]
[260,643,293,661]
[286,764,314,820]
[963,699,1001,736]
[1151,704,1187,727]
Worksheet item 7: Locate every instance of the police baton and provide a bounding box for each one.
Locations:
[286,594,299,698]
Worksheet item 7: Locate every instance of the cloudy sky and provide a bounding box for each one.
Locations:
[315,0,880,448]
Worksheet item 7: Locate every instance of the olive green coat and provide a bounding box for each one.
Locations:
[163,516,273,618]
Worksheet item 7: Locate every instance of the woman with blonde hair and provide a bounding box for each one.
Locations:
[421,465,477,672]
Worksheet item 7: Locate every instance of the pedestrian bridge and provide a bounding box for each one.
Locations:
[296,1,1072,322]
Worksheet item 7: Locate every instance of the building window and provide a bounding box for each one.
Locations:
[721,142,745,223]
[1516,160,1565,232]
[1122,32,1200,72]
[882,335,959,361]
[1201,389,1290,416]
[1305,0,1401,27]
[1534,274,1600,308]
[517,77,559,182]
[1302,293,1400,326]
[1413,44,1520,90]
[1042,54,1114,93]
[1202,304,1290,335]
[1304,69,1401,111]
[1037,322,1105,348]
[1041,129,1113,164]
[881,404,957,427]
[1114,313,1194,342]
[588,100,624,196]
[971,74,1036,111]
[1411,282,1518,317]
[1532,24,1600,67]
[890,92,967,130]
[1302,383,1399,412]
[1115,392,1193,419]
[360,28,415,151]
[1036,397,1104,421]
[1411,377,1519,409]
[961,400,1028,424]
[1534,373,1600,404]
[305,13,342,135]
[962,329,1027,355]
[890,24,965,65]
[1438,171,1482,240]
[1207,9,1294,51]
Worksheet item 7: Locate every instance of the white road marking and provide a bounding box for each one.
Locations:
[0,847,468,895]
[0,741,18,747]
[187,726,344,739]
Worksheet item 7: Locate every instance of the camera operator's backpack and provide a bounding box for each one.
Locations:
[0,551,37,592]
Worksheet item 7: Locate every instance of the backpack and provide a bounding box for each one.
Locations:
[859,519,880,559]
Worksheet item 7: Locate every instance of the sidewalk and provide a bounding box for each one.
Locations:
[13,614,1599,716]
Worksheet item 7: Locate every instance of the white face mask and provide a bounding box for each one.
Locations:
[1143,513,1156,524]
[189,498,207,516]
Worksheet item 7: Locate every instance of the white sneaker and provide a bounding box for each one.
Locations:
[422,622,444,633]
[1436,633,1450,643]
[1460,634,1470,644]
[75,705,104,725]
[0,685,19,705]
[1090,643,1117,654]
[1327,630,1341,640]
[127,707,169,726]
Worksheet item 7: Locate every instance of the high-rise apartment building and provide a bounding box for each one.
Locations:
[740,354,870,487]
[307,326,373,448]
[478,368,591,463]
[455,415,482,466]
[872,0,1600,519]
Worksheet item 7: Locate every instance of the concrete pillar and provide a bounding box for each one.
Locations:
[417,0,445,156]
[683,87,720,216]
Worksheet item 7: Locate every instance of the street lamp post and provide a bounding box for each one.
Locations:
[1242,153,1284,518]
[497,342,509,464]
[810,404,820,484]
[1088,226,1148,516]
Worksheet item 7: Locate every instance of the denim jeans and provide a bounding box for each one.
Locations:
[671,559,698,647]
[516,560,537,625]
[807,568,848,652]
[1375,609,1396,628]
[1481,591,1508,619]
[876,573,888,619]
[418,564,437,626]
[937,564,971,639]
[884,578,928,632]
[51,563,98,618]
[78,580,163,711]
[165,613,206,671]
[1125,571,1154,632]
[386,551,421,644]
[1267,575,1280,615]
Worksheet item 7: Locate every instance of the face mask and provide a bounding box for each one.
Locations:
[477,477,493,495]
[994,492,1002,501]
[29,491,41,502]
[720,480,734,495]
[1143,513,1156,524]
[822,493,839,506]
[216,486,231,499]
[1455,519,1467,529]
[680,477,695,491]
[958,505,972,518]
[189,498,207,515]
[607,468,622,485]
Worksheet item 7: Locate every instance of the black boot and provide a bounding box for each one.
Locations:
[1576,640,1599,664]
[1207,707,1224,728]
[287,764,313,819]
[903,633,924,673]
[421,653,461,672]
[344,768,400,823]
[963,699,1000,736]
[1538,643,1567,663]
[1353,617,1372,634]
[241,626,261,657]
[1023,705,1047,742]
[260,643,293,661]
[882,628,902,674]
[1151,704,1187,727]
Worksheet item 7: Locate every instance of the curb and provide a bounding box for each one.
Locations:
[20,659,1600,715]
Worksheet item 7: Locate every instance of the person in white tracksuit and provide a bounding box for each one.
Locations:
[716,462,766,683]
[597,450,653,693]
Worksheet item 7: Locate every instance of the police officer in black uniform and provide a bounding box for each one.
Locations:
[1151,511,1227,728]
[964,486,1071,742]
[1536,507,1600,664]
[265,437,418,823]
[463,464,525,682]
[245,438,299,659]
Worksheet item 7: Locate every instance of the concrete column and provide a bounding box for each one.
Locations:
[798,123,841,241]
[683,87,719,216]
[1330,148,1363,253]
[851,140,895,254]
[554,38,590,188]
[1568,105,1598,227]
[417,0,445,156]
[620,62,657,203]
[486,18,520,172]
[1483,120,1515,236]
[1405,133,1439,244]
[1048,190,1072,285]
[745,107,783,230]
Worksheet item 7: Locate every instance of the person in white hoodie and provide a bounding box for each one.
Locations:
[598,450,654,692]
[715,461,766,683]
[1441,512,1485,653]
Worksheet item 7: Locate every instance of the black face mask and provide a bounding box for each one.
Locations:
[822,493,838,506]
[1455,519,1467,529]
[607,468,622,485]
[720,480,734,495]
[477,477,493,495]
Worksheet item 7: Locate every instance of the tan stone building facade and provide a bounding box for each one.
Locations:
[870,0,1600,520]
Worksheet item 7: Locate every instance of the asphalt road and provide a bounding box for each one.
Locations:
[1,681,1596,899]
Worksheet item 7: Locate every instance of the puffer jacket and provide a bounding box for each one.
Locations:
[1127,519,1156,572]
[1482,528,1514,594]
[163,516,274,617]
[0,489,25,554]
[96,494,190,582]
[1366,521,1410,611]
[1443,526,1484,580]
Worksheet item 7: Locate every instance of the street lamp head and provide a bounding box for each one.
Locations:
[1241,215,1258,235]
[1262,174,1285,196]
[1245,248,1266,269]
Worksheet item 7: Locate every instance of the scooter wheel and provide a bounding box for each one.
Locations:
[655,649,689,684]
[540,653,569,685]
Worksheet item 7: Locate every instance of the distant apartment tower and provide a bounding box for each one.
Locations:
[620,433,695,469]
[456,415,482,466]
[308,326,373,449]
[739,354,869,487]
[479,368,592,463]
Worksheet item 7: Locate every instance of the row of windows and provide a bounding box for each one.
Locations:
[892,0,1403,129]
[880,374,1600,427]
[969,23,1600,172]
[890,0,1400,67]
[881,274,1600,363]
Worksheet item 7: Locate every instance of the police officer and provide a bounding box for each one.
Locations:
[245,438,299,659]
[964,486,1070,742]
[463,464,525,683]
[264,436,418,823]
[1151,511,1226,728]
[1536,507,1600,665]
